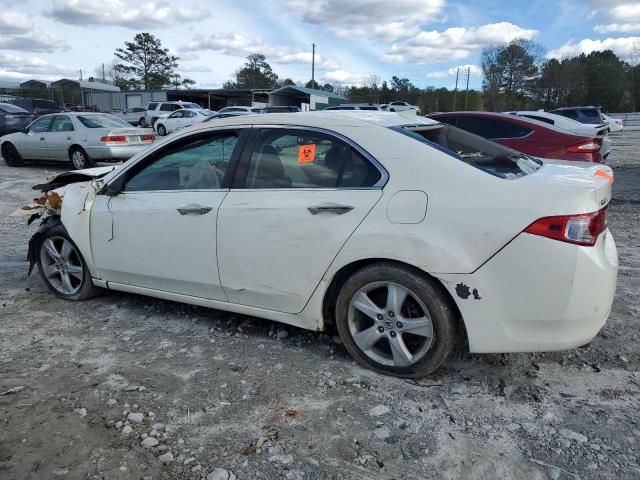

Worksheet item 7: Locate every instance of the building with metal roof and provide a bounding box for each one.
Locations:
[268,86,347,111]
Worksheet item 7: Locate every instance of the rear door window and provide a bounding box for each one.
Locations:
[147,103,158,111]
[456,117,508,139]
[503,122,533,138]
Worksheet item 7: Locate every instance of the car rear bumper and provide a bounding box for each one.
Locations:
[437,229,618,353]
[85,144,150,161]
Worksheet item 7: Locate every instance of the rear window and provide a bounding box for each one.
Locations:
[77,114,131,129]
[392,124,542,179]
[0,103,29,114]
[523,114,554,125]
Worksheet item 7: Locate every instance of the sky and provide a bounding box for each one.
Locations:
[0,0,639,90]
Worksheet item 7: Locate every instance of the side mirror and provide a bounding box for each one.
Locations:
[103,176,126,196]
[23,128,30,134]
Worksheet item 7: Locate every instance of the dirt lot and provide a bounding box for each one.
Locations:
[1,132,639,480]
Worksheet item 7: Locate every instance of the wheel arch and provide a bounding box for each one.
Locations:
[68,144,86,157]
[322,258,468,344]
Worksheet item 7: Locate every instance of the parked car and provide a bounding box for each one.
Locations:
[25,112,616,378]
[429,112,605,162]
[115,107,147,126]
[549,106,604,125]
[218,106,263,114]
[388,101,421,114]
[602,113,624,133]
[260,106,301,113]
[9,98,61,116]
[144,101,202,127]
[0,103,33,136]
[507,111,611,159]
[1,113,155,169]
[204,112,255,121]
[324,103,381,111]
[154,109,211,136]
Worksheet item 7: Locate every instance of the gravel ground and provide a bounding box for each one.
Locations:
[1,132,639,480]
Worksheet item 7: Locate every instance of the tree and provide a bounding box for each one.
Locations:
[278,78,296,87]
[305,79,320,89]
[322,83,334,92]
[390,76,413,92]
[482,39,544,110]
[227,54,279,89]
[113,33,193,89]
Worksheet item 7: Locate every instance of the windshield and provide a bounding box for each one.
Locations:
[393,124,542,179]
[181,103,201,109]
[77,114,132,129]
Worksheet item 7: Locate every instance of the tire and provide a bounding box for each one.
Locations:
[69,146,94,170]
[335,263,456,378]
[156,124,167,136]
[139,117,147,128]
[36,223,102,301]
[2,142,24,167]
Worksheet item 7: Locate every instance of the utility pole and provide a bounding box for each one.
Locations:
[452,68,459,111]
[311,43,316,86]
[79,69,83,81]
[102,63,106,83]
[464,66,471,110]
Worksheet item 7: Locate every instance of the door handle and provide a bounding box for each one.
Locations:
[40,137,45,141]
[177,204,213,215]
[307,204,354,215]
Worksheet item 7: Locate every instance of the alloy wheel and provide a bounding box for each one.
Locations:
[39,236,84,295]
[71,150,87,169]
[347,281,434,367]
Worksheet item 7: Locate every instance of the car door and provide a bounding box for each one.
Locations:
[217,126,385,314]
[17,116,52,159]
[181,110,198,128]
[90,127,248,300]
[45,115,76,160]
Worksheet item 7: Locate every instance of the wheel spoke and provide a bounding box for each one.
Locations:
[66,264,83,280]
[353,325,383,351]
[43,239,60,261]
[389,335,413,367]
[352,291,383,320]
[42,262,59,279]
[398,317,433,338]
[386,283,408,316]
[60,271,74,293]
[61,240,74,261]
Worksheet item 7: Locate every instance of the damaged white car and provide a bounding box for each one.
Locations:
[20,111,618,378]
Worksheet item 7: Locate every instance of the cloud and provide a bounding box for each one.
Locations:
[0,52,76,80]
[321,69,368,85]
[0,29,68,53]
[592,2,640,34]
[183,33,339,70]
[50,0,209,28]
[180,64,212,73]
[547,36,640,60]
[287,0,445,39]
[426,64,483,78]
[0,11,32,33]
[383,22,538,63]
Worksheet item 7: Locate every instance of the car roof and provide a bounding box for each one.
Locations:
[192,111,438,132]
[430,111,583,134]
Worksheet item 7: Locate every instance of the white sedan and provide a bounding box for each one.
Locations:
[602,113,624,133]
[25,111,618,378]
[154,109,211,136]
[1,113,155,169]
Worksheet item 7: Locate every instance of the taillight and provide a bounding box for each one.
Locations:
[566,138,602,153]
[524,207,607,246]
[100,135,127,143]
[141,134,154,142]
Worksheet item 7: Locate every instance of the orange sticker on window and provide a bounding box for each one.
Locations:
[298,144,316,164]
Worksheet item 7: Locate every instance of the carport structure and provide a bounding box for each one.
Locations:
[268,86,347,111]
[49,78,120,108]
[166,88,271,110]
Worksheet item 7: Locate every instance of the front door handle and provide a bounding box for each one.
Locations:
[177,204,212,215]
[40,137,45,141]
[307,204,354,215]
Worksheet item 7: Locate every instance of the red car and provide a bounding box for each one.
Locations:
[428,112,604,162]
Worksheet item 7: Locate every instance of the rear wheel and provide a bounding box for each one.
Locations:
[36,224,102,301]
[139,117,147,128]
[156,124,167,136]
[2,143,24,167]
[335,263,456,378]
[69,146,94,170]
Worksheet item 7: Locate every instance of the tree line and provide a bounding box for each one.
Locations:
[97,32,640,113]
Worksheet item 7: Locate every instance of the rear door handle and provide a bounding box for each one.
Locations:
[177,204,212,215]
[307,204,354,215]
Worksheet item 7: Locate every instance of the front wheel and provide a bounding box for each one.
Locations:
[2,142,24,166]
[139,117,147,128]
[69,146,94,170]
[156,124,167,136]
[335,263,456,378]
[36,224,102,300]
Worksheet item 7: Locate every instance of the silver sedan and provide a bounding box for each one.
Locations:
[1,112,156,169]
